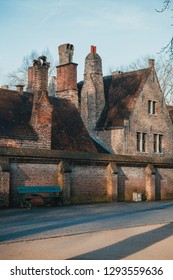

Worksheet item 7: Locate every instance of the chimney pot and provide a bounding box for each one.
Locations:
[91,45,96,53]
[148,59,155,68]
[16,84,24,94]
[1,85,9,89]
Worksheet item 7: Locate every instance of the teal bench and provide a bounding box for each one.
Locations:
[17,186,64,209]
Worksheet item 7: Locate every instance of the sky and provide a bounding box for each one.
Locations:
[0,0,172,86]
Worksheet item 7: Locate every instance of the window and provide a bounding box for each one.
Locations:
[148,100,151,114]
[148,100,156,115]
[159,134,162,153]
[153,134,163,153]
[153,134,157,153]
[136,132,147,152]
[142,133,146,152]
[137,132,141,152]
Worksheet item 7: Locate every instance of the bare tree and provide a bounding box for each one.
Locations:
[156,0,171,12]
[111,54,173,105]
[156,0,173,58]
[8,48,57,94]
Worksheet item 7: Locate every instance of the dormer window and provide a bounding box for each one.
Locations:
[148,100,156,115]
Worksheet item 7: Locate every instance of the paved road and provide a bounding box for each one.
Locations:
[0,201,173,244]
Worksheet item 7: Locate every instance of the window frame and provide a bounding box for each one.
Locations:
[153,133,163,154]
[136,132,147,153]
[148,100,156,115]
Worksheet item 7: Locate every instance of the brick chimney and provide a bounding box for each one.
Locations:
[55,43,78,108]
[30,56,53,150]
[27,56,50,92]
[148,59,155,68]
[1,85,9,89]
[80,45,105,131]
[16,85,24,95]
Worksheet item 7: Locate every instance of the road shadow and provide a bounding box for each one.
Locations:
[69,222,173,260]
[0,201,173,243]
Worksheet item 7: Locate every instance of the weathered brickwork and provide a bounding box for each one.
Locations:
[56,44,78,108]
[1,43,173,208]
[29,58,53,150]
[56,64,78,92]
[106,162,118,201]
[156,168,173,200]
[0,165,10,207]
[70,164,107,202]
[118,166,146,201]
[0,147,173,207]
[27,57,50,92]
[58,43,74,65]
[10,162,59,206]
[30,90,53,150]
[80,50,173,158]
[81,46,105,130]
[124,68,173,158]
[96,129,124,154]
[0,138,50,149]
[56,63,78,106]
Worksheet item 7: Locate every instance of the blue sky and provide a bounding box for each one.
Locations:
[0,0,172,86]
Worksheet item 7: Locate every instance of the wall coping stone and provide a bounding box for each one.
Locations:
[0,147,173,167]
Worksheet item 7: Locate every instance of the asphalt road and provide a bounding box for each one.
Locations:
[0,201,173,244]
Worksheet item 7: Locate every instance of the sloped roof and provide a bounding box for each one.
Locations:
[96,68,151,129]
[0,88,37,139]
[49,97,97,152]
[167,105,173,123]
[0,88,97,153]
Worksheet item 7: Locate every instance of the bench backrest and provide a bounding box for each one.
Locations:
[17,186,62,194]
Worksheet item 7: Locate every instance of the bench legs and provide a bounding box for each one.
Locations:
[20,199,32,209]
[19,196,64,209]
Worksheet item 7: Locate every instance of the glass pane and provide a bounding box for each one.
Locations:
[153,134,157,152]
[153,101,156,114]
[142,133,146,152]
[148,100,151,114]
[159,135,162,153]
[137,132,141,152]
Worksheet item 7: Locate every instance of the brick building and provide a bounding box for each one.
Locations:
[80,46,173,158]
[0,43,173,207]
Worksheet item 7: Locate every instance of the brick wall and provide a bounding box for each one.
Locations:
[1,149,173,208]
[0,165,10,207]
[156,168,173,200]
[118,166,146,201]
[0,137,51,149]
[125,70,173,157]
[70,164,107,202]
[96,69,173,158]
[10,162,59,206]
[97,128,124,154]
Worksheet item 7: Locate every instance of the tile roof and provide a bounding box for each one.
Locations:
[96,68,150,129]
[49,97,97,152]
[0,88,97,153]
[167,105,173,123]
[0,88,37,139]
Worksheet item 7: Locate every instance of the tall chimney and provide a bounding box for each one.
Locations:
[80,45,105,130]
[29,56,53,150]
[56,43,78,108]
[27,56,50,92]
[1,85,9,89]
[148,59,155,68]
